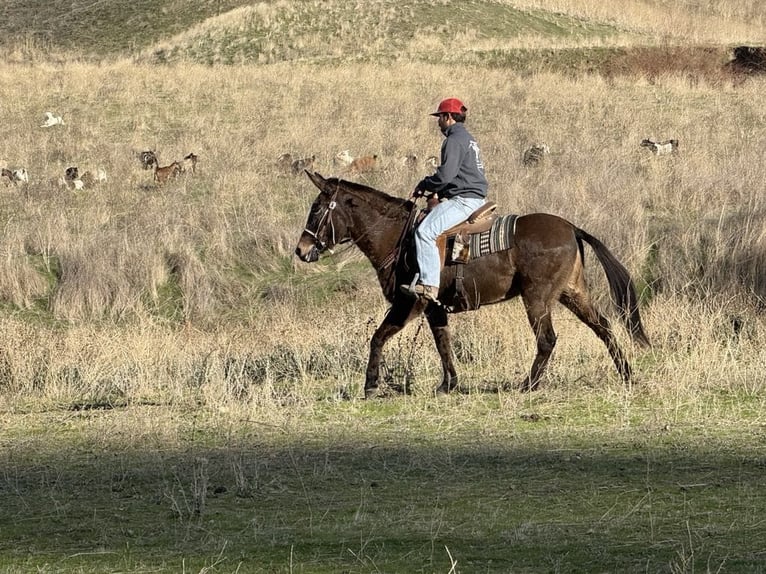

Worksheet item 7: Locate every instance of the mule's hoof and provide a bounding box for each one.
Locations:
[434,380,458,395]
[365,386,384,400]
[364,384,405,399]
[519,380,540,393]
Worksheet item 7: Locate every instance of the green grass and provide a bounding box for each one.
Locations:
[0,0,632,63]
[0,0,252,56]
[2,397,765,573]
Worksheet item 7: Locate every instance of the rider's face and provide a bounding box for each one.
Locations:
[437,113,453,134]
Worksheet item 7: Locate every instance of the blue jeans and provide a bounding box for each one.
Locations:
[414,196,486,288]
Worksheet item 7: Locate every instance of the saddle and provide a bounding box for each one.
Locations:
[442,202,498,237]
[438,202,498,264]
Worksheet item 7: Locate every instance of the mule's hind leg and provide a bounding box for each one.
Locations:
[424,302,458,394]
[520,298,558,392]
[559,275,632,383]
[365,297,427,399]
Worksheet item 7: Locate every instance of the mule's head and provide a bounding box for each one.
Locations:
[295,171,352,263]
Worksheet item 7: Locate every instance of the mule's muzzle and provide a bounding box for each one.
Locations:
[295,240,320,263]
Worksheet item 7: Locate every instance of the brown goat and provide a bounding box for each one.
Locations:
[348,154,379,173]
[1,168,15,185]
[276,153,293,174]
[154,161,182,184]
[401,154,418,170]
[291,154,316,175]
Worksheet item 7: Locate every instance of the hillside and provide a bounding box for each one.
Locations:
[0,0,251,56]
[1,0,763,70]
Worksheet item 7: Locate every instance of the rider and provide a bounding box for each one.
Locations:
[400,98,488,302]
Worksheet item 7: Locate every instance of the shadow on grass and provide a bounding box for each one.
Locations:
[1,413,765,573]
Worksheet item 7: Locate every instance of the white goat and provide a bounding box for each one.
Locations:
[333,149,354,167]
[41,112,64,127]
[12,168,28,183]
[641,139,679,155]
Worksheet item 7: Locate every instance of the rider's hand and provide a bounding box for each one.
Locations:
[410,187,424,200]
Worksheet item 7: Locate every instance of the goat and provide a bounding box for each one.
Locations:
[182,152,198,174]
[641,139,679,155]
[12,168,28,183]
[348,154,379,174]
[80,168,107,188]
[137,150,158,170]
[65,166,79,181]
[61,166,85,190]
[154,161,182,184]
[3,167,28,185]
[276,153,293,174]
[424,155,439,170]
[522,144,550,166]
[333,149,354,167]
[332,150,379,173]
[41,111,64,127]
[291,154,316,176]
[401,154,418,170]
[1,168,15,185]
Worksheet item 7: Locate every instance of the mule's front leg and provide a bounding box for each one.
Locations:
[425,303,459,394]
[365,299,424,399]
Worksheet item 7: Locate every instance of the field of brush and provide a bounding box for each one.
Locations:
[0,1,765,572]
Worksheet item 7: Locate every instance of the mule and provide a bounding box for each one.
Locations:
[295,171,650,398]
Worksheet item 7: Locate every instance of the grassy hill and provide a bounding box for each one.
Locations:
[0,0,251,56]
[1,0,763,67]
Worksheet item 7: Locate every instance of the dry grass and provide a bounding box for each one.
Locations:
[0,59,764,406]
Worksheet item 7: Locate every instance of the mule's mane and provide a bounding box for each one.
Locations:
[324,177,409,211]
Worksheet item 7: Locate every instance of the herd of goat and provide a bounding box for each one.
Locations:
[0,112,200,191]
[1,112,680,190]
[279,137,679,175]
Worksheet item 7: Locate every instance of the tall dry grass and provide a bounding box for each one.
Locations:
[509,0,766,45]
[0,59,764,406]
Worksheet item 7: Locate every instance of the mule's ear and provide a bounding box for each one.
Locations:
[304,170,327,191]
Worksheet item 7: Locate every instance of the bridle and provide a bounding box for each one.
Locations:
[302,189,339,253]
[301,183,418,298]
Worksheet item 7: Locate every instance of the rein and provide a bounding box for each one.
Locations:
[379,201,419,298]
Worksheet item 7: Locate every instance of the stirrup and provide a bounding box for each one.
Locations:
[399,282,438,302]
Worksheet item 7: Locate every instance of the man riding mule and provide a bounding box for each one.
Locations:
[295,172,650,398]
[401,97,488,302]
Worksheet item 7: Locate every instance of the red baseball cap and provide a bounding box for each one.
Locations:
[431,98,467,116]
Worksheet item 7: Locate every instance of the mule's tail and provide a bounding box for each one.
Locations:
[575,227,650,348]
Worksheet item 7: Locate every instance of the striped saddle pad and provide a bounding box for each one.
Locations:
[465,213,518,260]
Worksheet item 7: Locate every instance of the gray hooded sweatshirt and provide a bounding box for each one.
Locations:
[417,122,488,200]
